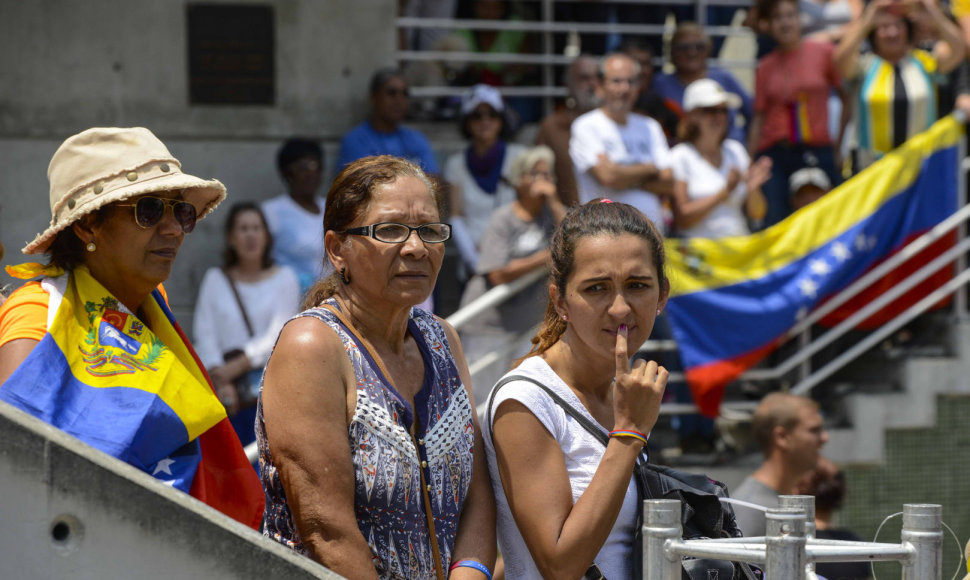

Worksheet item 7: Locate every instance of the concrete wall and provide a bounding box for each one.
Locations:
[0,0,395,139]
[0,0,399,324]
[0,401,341,579]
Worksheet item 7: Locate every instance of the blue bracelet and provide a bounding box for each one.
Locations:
[449,559,492,580]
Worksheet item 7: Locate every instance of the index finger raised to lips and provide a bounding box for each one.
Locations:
[615,323,630,376]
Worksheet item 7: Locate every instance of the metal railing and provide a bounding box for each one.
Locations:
[643,496,944,579]
[397,0,757,108]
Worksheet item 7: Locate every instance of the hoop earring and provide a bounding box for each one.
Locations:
[340,267,351,285]
[86,242,96,253]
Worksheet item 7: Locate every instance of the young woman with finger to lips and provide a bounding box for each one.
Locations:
[484,200,669,579]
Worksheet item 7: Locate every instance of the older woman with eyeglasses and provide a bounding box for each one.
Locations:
[0,127,263,528]
[257,155,495,579]
[653,23,754,144]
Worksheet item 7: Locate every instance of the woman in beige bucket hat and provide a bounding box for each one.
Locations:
[0,127,264,528]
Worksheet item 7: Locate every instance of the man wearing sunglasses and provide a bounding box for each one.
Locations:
[336,67,439,175]
[652,23,753,144]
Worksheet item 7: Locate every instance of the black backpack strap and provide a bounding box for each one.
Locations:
[487,374,611,447]
[486,374,649,485]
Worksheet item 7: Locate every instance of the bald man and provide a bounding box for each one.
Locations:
[733,393,829,537]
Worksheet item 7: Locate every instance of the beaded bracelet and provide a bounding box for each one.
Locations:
[449,560,492,579]
[609,429,649,446]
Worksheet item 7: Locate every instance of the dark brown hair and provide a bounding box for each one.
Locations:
[520,200,668,360]
[302,155,442,309]
[757,0,799,23]
[222,202,274,269]
[47,209,107,271]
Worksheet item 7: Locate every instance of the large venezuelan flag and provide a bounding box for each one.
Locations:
[665,116,963,417]
[0,266,263,528]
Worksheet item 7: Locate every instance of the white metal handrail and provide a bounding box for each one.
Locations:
[746,232,970,382]
[792,265,970,396]
[446,267,548,330]
[397,16,755,39]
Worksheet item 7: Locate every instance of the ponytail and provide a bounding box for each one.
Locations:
[514,299,565,366]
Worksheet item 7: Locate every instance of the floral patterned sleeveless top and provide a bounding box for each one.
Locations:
[256,300,475,579]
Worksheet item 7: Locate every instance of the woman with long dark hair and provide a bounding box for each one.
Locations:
[193,202,300,445]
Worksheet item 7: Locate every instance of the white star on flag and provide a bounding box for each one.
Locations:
[799,278,819,298]
[831,242,851,262]
[854,233,869,251]
[152,457,176,476]
[809,259,831,276]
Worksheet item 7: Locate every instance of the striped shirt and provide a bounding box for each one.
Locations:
[854,49,939,158]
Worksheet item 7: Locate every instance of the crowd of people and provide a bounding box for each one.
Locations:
[1,0,967,578]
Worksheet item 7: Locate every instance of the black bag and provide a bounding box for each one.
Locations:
[221,348,259,406]
[487,375,762,580]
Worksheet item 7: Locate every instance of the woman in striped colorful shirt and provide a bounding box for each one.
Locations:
[835,0,965,170]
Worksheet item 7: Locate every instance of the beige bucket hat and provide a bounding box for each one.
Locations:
[23,127,227,255]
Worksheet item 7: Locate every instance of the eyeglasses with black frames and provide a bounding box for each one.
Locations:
[114,196,198,233]
[343,222,451,244]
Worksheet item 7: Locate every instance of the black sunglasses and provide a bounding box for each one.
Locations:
[114,196,198,233]
[343,222,451,244]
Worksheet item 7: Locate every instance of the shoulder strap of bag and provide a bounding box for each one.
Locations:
[486,374,649,478]
[487,374,610,448]
[221,268,254,337]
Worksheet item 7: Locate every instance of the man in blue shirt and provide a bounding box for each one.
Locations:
[337,68,439,173]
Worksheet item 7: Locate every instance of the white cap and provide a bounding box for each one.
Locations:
[682,78,742,112]
[461,84,504,116]
[789,167,831,195]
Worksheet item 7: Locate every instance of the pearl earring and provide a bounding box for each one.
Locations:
[86,242,96,252]
[561,314,567,322]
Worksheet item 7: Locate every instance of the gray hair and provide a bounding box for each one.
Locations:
[507,145,556,186]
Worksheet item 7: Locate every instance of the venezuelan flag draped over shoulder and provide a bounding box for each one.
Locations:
[0,265,263,528]
[665,116,964,417]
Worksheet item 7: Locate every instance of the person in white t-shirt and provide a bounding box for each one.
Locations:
[262,138,328,295]
[668,79,772,238]
[485,200,668,579]
[569,53,675,231]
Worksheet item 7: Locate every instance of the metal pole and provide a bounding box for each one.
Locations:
[541,0,554,118]
[900,504,942,580]
[780,496,816,574]
[956,126,967,319]
[765,508,808,580]
[643,500,682,580]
